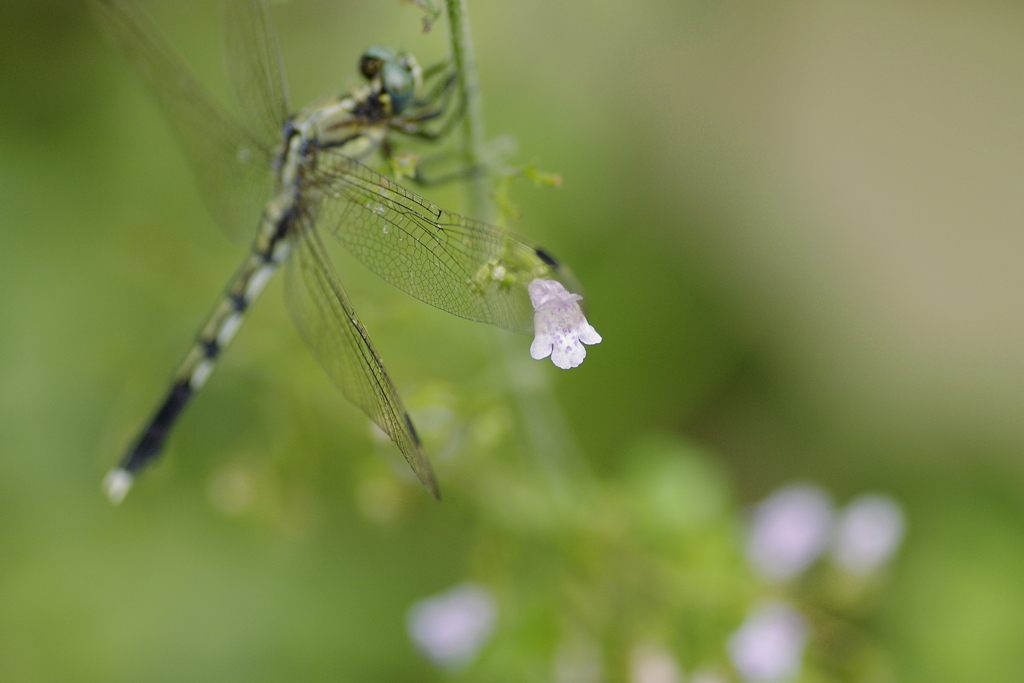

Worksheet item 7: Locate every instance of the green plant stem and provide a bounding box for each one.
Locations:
[444,0,593,492]
[443,0,490,222]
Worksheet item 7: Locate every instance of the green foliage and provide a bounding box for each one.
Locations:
[493,162,564,222]
[402,0,443,33]
[2,0,1023,681]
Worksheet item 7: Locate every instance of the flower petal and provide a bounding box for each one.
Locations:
[528,279,601,369]
[530,335,553,360]
[551,339,588,369]
[578,323,602,346]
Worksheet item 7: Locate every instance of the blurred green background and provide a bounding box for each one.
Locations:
[2,0,1024,681]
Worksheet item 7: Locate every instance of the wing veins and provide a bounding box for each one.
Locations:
[91,0,275,242]
[307,151,548,332]
[285,221,440,498]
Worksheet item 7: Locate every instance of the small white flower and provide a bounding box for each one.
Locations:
[407,583,497,668]
[728,601,808,683]
[529,279,602,369]
[832,493,905,575]
[746,483,833,581]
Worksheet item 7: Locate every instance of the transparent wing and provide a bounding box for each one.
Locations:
[223,0,290,146]
[90,0,274,242]
[284,219,440,499]
[308,151,582,334]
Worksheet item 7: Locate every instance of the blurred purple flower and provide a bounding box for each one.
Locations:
[746,483,833,581]
[832,493,905,575]
[407,583,496,668]
[728,601,808,683]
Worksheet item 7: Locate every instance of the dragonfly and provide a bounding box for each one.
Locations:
[93,0,600,504]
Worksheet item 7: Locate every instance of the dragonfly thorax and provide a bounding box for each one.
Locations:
[290,94,388,161]
[279,45,429,168]
[288,50,421,160]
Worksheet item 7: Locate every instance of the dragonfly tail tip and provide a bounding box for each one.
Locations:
[103,468,134,505]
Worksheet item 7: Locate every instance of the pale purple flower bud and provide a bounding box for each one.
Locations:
[832,493,905,575]
[746,483,833,581]
[529,279,602,369]
[407,583,496,668]
[728,601,808,683]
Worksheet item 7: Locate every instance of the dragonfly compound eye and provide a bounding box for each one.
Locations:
[397,52,423,93]
[381,60,415,114]
[359,45,396,80]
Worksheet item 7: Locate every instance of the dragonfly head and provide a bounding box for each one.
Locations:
[358,45,395,80]
[358,46,423,116]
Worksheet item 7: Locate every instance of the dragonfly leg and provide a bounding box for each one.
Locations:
[397,67,464,143]
[397,95,465,142]
[409,154,485,187]
[416,59,457,107]
[380,138,482,187]
[419,56,453,82]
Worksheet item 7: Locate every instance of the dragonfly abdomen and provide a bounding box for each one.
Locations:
[104,202,295,503]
